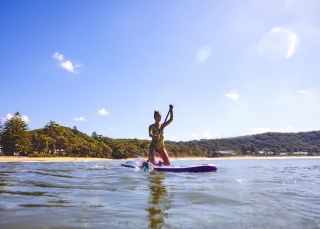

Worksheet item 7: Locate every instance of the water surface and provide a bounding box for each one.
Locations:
[0,158,319,229]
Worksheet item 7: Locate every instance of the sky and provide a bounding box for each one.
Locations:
[1,0,320,141]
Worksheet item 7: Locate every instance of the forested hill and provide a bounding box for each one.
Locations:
[185,131,320,156]
[1,113,319,158]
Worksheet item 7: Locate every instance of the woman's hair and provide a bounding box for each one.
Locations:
[154,110,161,118]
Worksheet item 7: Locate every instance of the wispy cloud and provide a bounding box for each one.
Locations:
[5,113,30,123]
[97,108,110,116]
[53,52,64,62]
[195,45,212,64]
[53,52,81,73]
[295,89,312,97]
[73,116,86,122]
[225,91,240,101]
[257,27,299,62]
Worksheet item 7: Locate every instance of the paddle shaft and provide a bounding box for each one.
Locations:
[147,108,171,163]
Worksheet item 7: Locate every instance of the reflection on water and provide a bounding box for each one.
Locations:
[147,173,171,229]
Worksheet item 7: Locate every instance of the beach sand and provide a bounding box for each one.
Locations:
[0,156,319,162]
[0,156,112,162]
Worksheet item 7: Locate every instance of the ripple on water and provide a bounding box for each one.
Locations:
[33,171,77,178]
[0,190,53,197]
[0,159,319,229]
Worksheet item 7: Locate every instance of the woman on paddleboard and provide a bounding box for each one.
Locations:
[149,105,174,166]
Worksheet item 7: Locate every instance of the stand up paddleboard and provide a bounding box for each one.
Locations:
[121,161,217,173]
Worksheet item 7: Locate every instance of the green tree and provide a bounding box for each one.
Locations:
[0,120,3,155]
[56,136,67,151]
[38,135,49,153]
[91,131,98,139]
[0,120,3,142]
[1,112,31,155]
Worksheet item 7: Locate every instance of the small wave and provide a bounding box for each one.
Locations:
[88,165,110,170]
[27,181,71,189]
[0,190,54,197]
[19,204,74,208]
[235,179,244,183]
[33,171,77,178]
[0,171,16,176]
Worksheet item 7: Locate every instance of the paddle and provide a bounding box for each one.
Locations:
[142,105,172,171]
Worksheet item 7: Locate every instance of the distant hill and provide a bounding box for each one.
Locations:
[183,131,320,156]
[31,125,320,158]
[2,120,319,158]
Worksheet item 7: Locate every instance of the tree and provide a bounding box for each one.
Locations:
[1,112,31,155]
[0,120,3,155]
[91,131,98,139]
[0,120,3,142]
[56,136,67,151]
[0,120,3,133]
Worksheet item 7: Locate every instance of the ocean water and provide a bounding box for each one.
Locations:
[0,158,319,229]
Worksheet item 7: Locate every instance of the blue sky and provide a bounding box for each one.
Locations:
[1,0,320,140]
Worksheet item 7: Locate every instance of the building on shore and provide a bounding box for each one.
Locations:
[216,151,238,156]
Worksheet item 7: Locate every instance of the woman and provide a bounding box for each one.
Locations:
[149,105,173,166]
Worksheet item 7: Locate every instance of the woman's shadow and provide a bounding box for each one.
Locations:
[147,172,172,229]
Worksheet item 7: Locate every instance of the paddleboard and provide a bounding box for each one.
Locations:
[121,161,217,173]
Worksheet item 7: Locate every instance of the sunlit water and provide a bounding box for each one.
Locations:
[0,158,319,229]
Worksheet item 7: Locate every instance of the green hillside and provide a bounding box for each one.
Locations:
[1,113,319,158]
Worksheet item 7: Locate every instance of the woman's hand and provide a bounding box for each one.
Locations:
[154,134,161,140]
[169,104,174,110]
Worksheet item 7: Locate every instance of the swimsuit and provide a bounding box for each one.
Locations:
[149,116,173,151]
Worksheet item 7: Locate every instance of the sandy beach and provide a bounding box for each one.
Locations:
[0,156,319,162]
[0,156,113,162]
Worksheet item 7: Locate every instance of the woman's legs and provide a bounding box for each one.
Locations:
[157,148,170,166]
[149,149,157,165]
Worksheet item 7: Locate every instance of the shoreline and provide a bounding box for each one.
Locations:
[0,155,319,162]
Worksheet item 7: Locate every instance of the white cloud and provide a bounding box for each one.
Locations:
[225,91,240,101]
[73,116,86,122]
[53,52,64,62]
[195,45,212,64]
[296,89,312,97]
[5,113,30,123]
[60,61,75,73]
[257,27,299,62]
[22,115,30,123]
[6,113,13,120]
[97,108,110,116]
[52,52,81,73]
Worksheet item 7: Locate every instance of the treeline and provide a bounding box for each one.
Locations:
[182,132,320,156]
[0,112,320,158]
[0,112,208,158]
